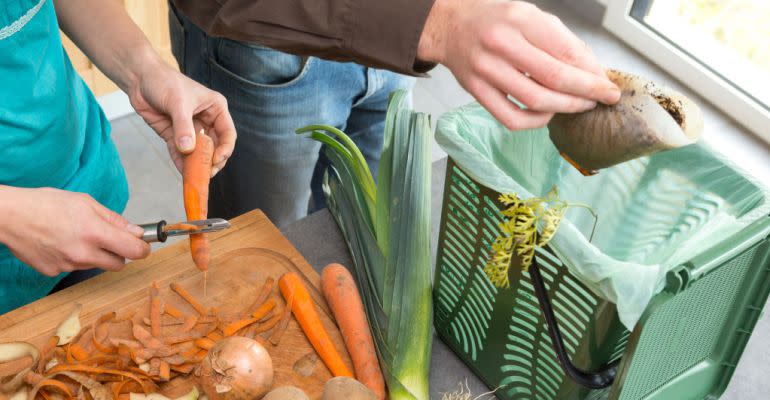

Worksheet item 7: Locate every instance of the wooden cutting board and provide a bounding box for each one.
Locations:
[0,209,352,399]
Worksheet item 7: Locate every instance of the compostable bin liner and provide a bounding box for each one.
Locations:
[436,102,770,329]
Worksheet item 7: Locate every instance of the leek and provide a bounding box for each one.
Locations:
[296,90,433,400]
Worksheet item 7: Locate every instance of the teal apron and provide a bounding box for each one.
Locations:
[0,0,129,313]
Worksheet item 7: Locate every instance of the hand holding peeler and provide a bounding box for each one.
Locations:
[139,218,231,243]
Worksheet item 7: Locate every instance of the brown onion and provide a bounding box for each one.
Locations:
[197,336,273,400]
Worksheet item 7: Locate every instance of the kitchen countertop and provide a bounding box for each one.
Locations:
[281,158,491,399]
[282,156,769,399]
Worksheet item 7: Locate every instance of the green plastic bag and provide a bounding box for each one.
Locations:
[435,102,770,329]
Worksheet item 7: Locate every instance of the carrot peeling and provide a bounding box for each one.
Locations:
[251,298,277,320]
[242,277,275,316]
[253,309,282,335]
[158,360,170,382]
[170,283,207,315]
[150,283,162,337]
[132,324,165,350]
[269,291,294,346]
[194,337,216,351]
[163,331,203,345]
[29,379,73,399]
[179,315,198,333]
[279,272,353,377]
[37,335,60,372]
[163,304,184,318]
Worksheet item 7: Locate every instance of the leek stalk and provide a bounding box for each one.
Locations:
[296,90,432,400]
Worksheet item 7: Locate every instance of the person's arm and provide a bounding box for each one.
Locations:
[0,186,150,277]
[175,0,437,76]
[53,0,236,174]
[176,0,618,131]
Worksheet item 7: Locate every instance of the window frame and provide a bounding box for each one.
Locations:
[603,0,770,143]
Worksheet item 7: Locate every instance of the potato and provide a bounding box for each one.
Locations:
[549,70,703,171]
[262,386,309,400]
[322,377,378,400]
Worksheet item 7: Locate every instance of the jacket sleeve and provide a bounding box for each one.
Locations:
[173,0,437,76]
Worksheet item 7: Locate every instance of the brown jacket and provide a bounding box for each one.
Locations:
[172,0,437,76]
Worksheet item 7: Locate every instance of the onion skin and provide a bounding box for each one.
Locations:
[197,336,273,400]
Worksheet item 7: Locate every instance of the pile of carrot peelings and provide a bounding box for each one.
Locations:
[297,90,433,400]
[0,278,288,400]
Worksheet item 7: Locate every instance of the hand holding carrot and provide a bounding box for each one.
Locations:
[129,60,236,177]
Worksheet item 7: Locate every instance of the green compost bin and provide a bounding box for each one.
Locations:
[432,105,770,400]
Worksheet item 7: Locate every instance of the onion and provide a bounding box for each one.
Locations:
[197,337,273,400]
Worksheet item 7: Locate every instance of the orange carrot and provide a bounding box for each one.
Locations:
[278,272,353,377]
[170,283,207,315]
[183,130,214,271]
[322,263,385,399]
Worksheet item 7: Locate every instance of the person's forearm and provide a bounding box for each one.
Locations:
[53,0,165,93]
[0,186,19,245]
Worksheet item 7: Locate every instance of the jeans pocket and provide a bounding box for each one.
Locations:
[167,1,185,71]
[209,38,312,88]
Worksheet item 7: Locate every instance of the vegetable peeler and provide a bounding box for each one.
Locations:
[139,218,231,243]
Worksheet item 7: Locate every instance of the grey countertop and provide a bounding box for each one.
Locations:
[280,158,492,399]
[282,156,769,399]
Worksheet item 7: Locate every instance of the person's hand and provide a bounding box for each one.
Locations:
[128,58,236,176]
[418,0,621,130]
[0,187,151,277]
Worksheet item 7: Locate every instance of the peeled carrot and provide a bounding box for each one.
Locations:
[278,272,353,378]
[322,264,386,399]
[183,130,214,272]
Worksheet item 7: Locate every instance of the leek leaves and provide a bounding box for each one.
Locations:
[296,90,432,400]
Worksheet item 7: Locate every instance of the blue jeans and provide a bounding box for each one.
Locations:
[168,5,415,227]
